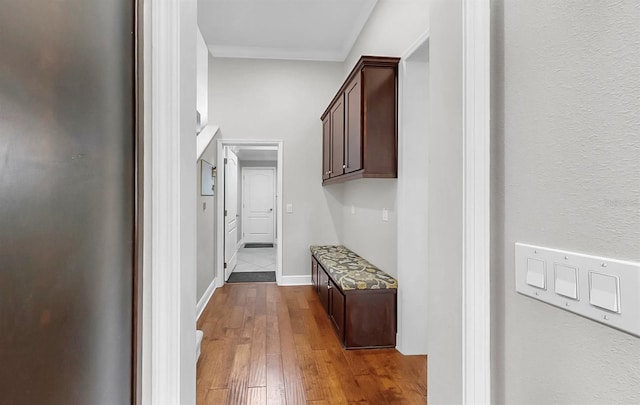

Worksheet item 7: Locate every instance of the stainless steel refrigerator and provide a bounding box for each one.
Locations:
[0,1,139,403]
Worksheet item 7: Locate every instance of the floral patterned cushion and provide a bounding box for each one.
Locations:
[310,245,398,291]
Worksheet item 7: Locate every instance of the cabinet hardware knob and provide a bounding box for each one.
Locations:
[329,171,332,174]
[342,164,346,169]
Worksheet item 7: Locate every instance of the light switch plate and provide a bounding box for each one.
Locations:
[382,208,389,221]
[515,243,640,337]
[286,203,293,213]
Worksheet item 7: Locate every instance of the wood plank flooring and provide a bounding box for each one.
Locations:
[197,283,427,405]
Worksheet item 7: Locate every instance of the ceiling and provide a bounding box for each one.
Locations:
[198,0,378,61]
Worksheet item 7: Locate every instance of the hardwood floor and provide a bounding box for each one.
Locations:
[196,283,427,405]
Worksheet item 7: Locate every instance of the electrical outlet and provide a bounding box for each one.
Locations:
[382,208,389,221]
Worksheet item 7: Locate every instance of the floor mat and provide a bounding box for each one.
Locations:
[244,243,274,248]
[227,271,276,283]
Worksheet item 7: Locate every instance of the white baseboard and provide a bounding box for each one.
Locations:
[279,275,312,286]
[196,278,217,321]
[196,330,204,361]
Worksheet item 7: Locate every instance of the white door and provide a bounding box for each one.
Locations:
[224,149,239,280]
[242,168,275,244]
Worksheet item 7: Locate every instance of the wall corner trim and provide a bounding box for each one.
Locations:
[146,0,184,402]
[462,0,491,403]
[196,124,219,161]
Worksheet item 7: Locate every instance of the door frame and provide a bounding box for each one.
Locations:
[216,140,283,287]
[461,0,491,403]
[143,2,489,403]
[241,166,277,246]
[223,147,240,281]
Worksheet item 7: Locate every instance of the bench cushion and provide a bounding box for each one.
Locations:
[310,245,398,291]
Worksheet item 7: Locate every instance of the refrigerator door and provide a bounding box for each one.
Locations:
[0,1,136,404]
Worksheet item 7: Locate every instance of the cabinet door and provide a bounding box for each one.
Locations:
[330,97,345,178]
[329,280,345,342]
[345,74,362,173]
[318,266,330,313]
[322,116,331,180]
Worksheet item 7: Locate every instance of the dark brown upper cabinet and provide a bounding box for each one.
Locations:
[320,56,399,185]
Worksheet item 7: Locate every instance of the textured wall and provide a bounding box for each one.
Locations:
[426,0,464,402]
[493,1,640,403]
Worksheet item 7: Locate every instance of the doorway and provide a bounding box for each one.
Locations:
[216,140,283,287]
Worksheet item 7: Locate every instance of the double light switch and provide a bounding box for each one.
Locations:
[516,243,640,337]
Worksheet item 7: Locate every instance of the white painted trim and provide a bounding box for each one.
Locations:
[196,330,204,361]
[217,140,284,286]
[279,275,312,286]
[196,124,219,161]
[401,30,430,63]
[462,0,491,404]
[208,45,345,62]
[196,278,217,321]
[147,0,182,402]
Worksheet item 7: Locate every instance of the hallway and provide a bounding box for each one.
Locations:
[235,247,276,273]
[196,283,427,404]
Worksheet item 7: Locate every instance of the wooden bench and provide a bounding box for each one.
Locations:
[310,245,397,349]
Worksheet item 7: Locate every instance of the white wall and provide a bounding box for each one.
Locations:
[493,1,640,403]
[209,58,344,277]
[196,27,214,305]
[196,141,217,302]
[196,28,208,128]
[343,0,430,78]
[426,0,463,403]
[339,179,398,277]
[397,51,429,354]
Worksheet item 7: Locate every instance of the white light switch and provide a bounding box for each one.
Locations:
[554,263,578,299]
[589,272,620,313]
[351,204,355,214]
[286,204,293,213]
[526,258,546,289]
[382,208,389,221]
[515,243,640,337]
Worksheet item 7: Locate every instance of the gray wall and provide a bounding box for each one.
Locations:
[196,141,217,302]
[338,0,429,280]
[492,1,640,403]
[426,0,463,402]
[209,58,344,277]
